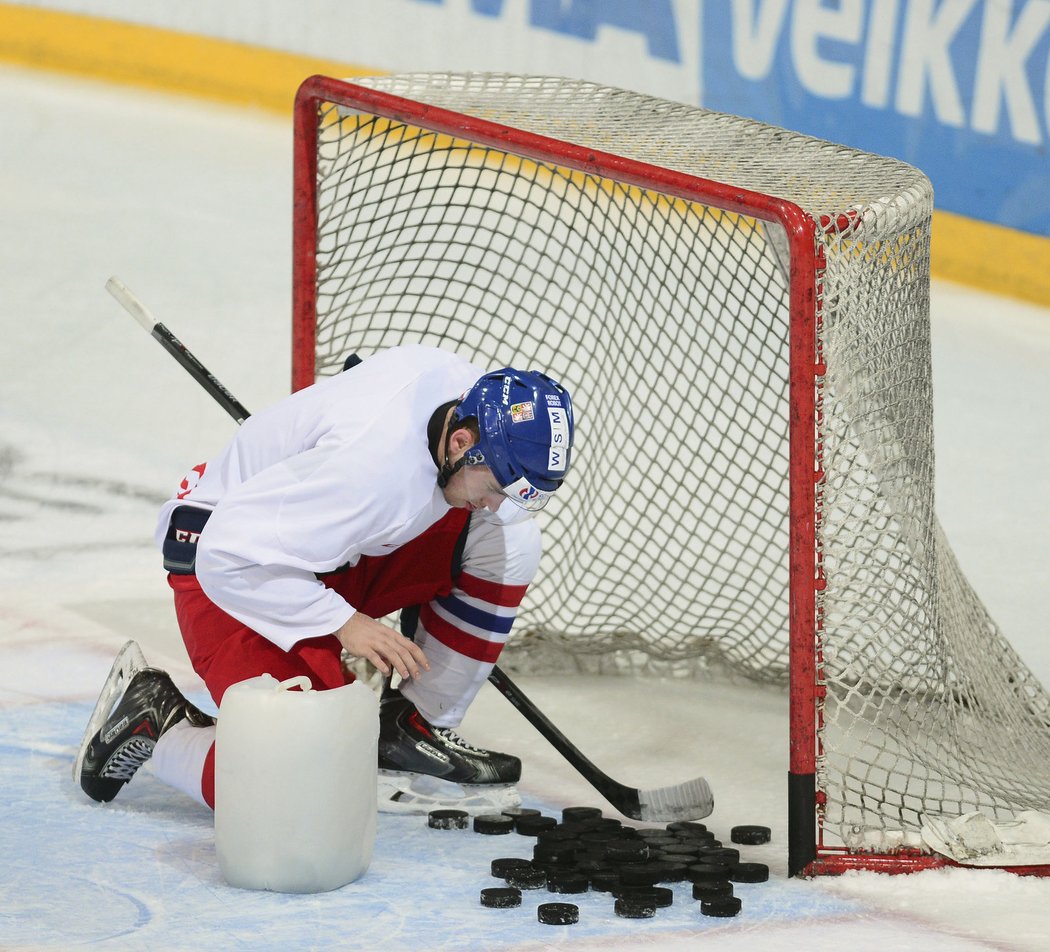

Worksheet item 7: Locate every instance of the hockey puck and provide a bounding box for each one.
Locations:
[731,824,771,845]
[515,814,558,836]
[659,840,703,856]
[677,832,718,848]
[501,807,541,818]
[536,827,580,843]
[547,870,589,894]
[480,887,522,908]
[562,806,603,823]
[427,809,468,830]
[700,896,742,918]
[654,862,691,883]
[614,885,673,908]
[667,820,707,834]
[642,839,679,852]
[700,846,740,865]
[652,849,696,865]
[505,865,548,890]
[572,857,607,878]
[692,880,734,901]
[618,863,662,887]
[638,828,677,841]
[605,840,649,863]
[687,862,732,883]
[534,841,577,865]
[491,857,533,879]
[474,813,515,835]
[563,818,609,834]
[615,897,656,919]
[589,869,621,892]
[537,902,579,925]
[729,862,769,883]
[580,830,622,848]
[647,886,674,908]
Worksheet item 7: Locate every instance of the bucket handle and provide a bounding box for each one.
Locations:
[275,675,313,693]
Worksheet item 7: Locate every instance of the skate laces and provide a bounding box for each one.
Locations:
[432,726,486,755]
[102,737,154,781]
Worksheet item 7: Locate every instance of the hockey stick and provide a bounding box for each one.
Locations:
[106,277,250,424]
[106,276,714,822]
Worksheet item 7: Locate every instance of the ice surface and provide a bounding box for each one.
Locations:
[1,65,1049,950]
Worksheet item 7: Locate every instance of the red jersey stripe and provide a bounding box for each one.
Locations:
[421,604,506,663]
[456,572,529,608]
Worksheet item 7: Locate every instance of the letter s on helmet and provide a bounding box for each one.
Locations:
[451,368,574,511]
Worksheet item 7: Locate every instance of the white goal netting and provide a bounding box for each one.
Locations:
[294,73,1050,862]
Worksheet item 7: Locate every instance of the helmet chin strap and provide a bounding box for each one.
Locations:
[438,453,466,489]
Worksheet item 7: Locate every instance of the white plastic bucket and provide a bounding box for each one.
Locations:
[214,674,379,893]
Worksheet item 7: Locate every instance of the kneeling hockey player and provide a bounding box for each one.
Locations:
[75,345,574,814]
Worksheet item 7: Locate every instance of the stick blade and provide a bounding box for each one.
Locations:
[634,775,714,822]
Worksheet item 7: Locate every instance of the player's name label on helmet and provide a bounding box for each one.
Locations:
[548,406,569,472]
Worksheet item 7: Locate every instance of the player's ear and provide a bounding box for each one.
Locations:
[448,426,475,455]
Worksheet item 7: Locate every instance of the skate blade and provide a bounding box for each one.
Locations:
[72,641,148,784]
[377,770,521,815]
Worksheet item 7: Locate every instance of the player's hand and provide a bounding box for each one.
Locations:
[334,612,430,681]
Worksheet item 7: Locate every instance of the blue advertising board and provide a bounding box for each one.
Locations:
[423,0,1049,241]
[701,0,1050,238]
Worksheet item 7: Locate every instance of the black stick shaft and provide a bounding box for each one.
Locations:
[151,322,251,424]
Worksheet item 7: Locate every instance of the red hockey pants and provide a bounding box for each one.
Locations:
[168,509,469,806]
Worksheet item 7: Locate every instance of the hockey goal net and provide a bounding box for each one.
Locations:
[291,73,1050,875]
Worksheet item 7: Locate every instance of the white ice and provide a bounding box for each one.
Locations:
[1,65,1049,951]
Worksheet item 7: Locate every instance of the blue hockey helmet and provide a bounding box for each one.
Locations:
[448,368,574,511]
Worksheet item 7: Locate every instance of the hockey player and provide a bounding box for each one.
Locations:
[74,345,574,813]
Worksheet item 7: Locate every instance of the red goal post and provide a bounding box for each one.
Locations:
[291,73,1050,877]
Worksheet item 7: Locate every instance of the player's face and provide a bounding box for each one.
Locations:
[443,463,507,513]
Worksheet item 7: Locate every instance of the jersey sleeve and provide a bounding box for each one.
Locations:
[400,511,542,726]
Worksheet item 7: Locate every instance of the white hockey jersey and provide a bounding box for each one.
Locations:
[156,345,485,650]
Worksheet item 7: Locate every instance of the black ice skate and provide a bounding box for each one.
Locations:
[74,640,214,803]
[377,692,522,814]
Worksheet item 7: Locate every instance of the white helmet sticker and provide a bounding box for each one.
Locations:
[503,476,553,511]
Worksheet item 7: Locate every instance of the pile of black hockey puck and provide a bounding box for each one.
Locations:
[427,805,771,925]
